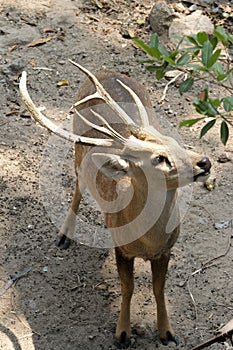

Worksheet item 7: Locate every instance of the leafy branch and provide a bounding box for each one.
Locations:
[133,26,233,145]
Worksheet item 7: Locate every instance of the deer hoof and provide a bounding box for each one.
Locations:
[55,235,71,249]
[114,332,131,349]
[160,331,179,346]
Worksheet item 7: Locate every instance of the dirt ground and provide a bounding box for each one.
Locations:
[0,0,233,349]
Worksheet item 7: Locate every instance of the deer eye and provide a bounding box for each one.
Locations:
[151,155,166,166]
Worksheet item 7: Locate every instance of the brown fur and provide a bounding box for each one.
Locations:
[57,70,211,347]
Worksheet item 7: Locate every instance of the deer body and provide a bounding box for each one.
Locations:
[19,63,211,348]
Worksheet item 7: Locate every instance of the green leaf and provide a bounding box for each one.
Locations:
[139,59,156,64]
[192,49,201,59]
[156,69,165,80]
[158,45,169,57]
[177,53,190,66]
[132,38,151,53]
[147,61,168,76]
[170,50,179,60]
[212,61,224,76]
[227,32,233,44]
[193,100,218,117]
[217,73,227,81]
[195,66,209,72]
[132,38,161,59]
[194,100,209,114]
[210,36,218,49]
[150,33,159,48]
[145,65,158,72]
[162,56,176,65]
[214,26,229,47]
[179,117,204,127]
[201,41,213,66]
[197,31,208,45]
[222,96,233,112]
[209,98,221,108]
[183,46,201,53]
[213,62,228,81]
[179,77,194,95]
[150,47,163,59]
[220,121,229,145]
[207,48,221,68]
[200,119,216,138]
[187,34,199,46]
[146,64,163,71]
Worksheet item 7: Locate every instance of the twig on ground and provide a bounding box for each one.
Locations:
[159,72,184,103]
[187,222,232,321]
[190,319,233,350]
[33,67,54,71]
[192,229,232,276]
[187,278,198,321]
[0,267,31,297]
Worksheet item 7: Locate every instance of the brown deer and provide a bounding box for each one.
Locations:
[19,61,211,348]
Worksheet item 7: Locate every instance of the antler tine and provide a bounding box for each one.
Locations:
[19,71,114,147]
[89,109,156,151]
[90,109,128,144]
[116,79,150,128]
[74,108,127,145]
[69,59,136,126]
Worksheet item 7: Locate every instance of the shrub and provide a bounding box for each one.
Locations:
[133,26,233,145]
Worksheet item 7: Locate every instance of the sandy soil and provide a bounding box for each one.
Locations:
[0,1,232,349]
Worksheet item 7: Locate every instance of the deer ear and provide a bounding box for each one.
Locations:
[91,153,129,179]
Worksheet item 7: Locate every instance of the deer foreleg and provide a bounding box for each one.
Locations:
[115,248,134,349]
[151,253,179,346]
[56,178,83,249]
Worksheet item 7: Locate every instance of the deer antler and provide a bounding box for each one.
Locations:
[19,71,114,147]
[75,108,128,145]
[116,79,149,128]
[19,66,152,151]
[69,59,149,128]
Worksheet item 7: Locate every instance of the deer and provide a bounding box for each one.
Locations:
[19,60,211,348]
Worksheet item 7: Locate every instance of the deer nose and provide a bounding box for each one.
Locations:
[197,157,211,173]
